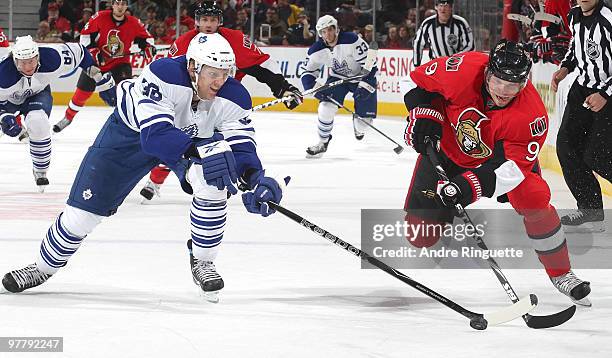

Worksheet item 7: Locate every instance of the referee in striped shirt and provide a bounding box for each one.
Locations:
[551,0,612,232]
[412,0,474,67]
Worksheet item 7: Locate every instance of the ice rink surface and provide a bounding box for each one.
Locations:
[1,108,611,357]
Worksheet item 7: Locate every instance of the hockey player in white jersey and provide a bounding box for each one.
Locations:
[0,35,116,191]
[301,15,378,158]
[0,33,285,303]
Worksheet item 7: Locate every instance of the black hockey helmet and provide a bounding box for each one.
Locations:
[195,1,223,22]
[487,39,532,83]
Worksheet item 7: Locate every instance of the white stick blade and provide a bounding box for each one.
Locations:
[484,294,538,326]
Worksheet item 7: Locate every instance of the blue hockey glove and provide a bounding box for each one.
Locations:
[0,112,22,137]
[314,86,335,102]
[242,174,286,217]
[194,134,238,195]
[96,72,117,107]
[353,67,377,101]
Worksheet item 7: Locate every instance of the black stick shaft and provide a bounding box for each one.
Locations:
[325,96,405,150]
[424,141,528,309]
[267,201,480,321]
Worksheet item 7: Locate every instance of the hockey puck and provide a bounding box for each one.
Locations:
[469,316,488,330]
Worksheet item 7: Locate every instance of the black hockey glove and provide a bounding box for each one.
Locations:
[404,106,444,154]
[435,172,482,209]
[275,83,303,110]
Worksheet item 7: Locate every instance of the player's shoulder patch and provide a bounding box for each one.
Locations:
[37,47,62,73]
[217,77,252,110]
[308,39,327,55]
[148,56,191,88]
[337,31,359,45]
[0,57,20,88]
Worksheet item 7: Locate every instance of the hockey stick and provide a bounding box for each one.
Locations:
[325,96,404,154]
[266,201,537,330]
[424,139,576,329]
[251,75,365,111]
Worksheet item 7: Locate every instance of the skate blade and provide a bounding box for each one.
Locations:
[199,290,220,303]
[305,152,324,159]
[37,186,46,193]
[572,297,592,307]
[563,222,605,233]
[140,197,153,205]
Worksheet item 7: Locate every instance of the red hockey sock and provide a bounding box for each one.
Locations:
[538,243,571,278]
[65,89,94,121]
[150,165,172,185]
[523,206,571,278]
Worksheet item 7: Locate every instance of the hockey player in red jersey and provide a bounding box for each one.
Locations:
[402,39,591,306]
[0,27,8,47]
[527,0,572,65]
[53,0,155,133]
[139,1,302,202]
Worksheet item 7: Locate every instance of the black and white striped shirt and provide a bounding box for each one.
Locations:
[561,3,612,97]
[412,14,474,67]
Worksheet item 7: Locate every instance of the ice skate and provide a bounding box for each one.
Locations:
[306,135,332,159]
[550,270,591,307]
[139,180,161,203]
[33,170,49,193]
[53,117,72,133]
[353,116,372,140]
[1,263,52,293]
[187,239,224,303]
[561,209,605,233]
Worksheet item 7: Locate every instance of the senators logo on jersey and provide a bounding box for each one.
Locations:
[529,116,547,137]
[103,29,125,58]
[445,55,464,71]
[452,108,492,159]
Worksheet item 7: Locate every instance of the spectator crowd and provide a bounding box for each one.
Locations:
[28,0,447,49]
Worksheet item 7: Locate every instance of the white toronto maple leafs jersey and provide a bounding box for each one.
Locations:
[116,55,255,151]
[0,43,93,106]
[301,32,370,81]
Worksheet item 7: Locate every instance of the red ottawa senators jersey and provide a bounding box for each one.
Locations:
[0,27,8,47]
[542,0,572,35]
[409,51,549,174]
[81,10,153,72]
[169,27,270,81]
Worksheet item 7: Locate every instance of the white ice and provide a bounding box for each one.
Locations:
[0,107,611,358]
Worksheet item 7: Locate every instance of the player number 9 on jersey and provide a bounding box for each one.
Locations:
[142,79,162,101]
[526,141,540,162]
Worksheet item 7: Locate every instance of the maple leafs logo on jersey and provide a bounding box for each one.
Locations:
[102,29,125,58]
[331,58,351,77]
[180,124,199,138]
[451,107,492,159]
[12,89,33,102]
